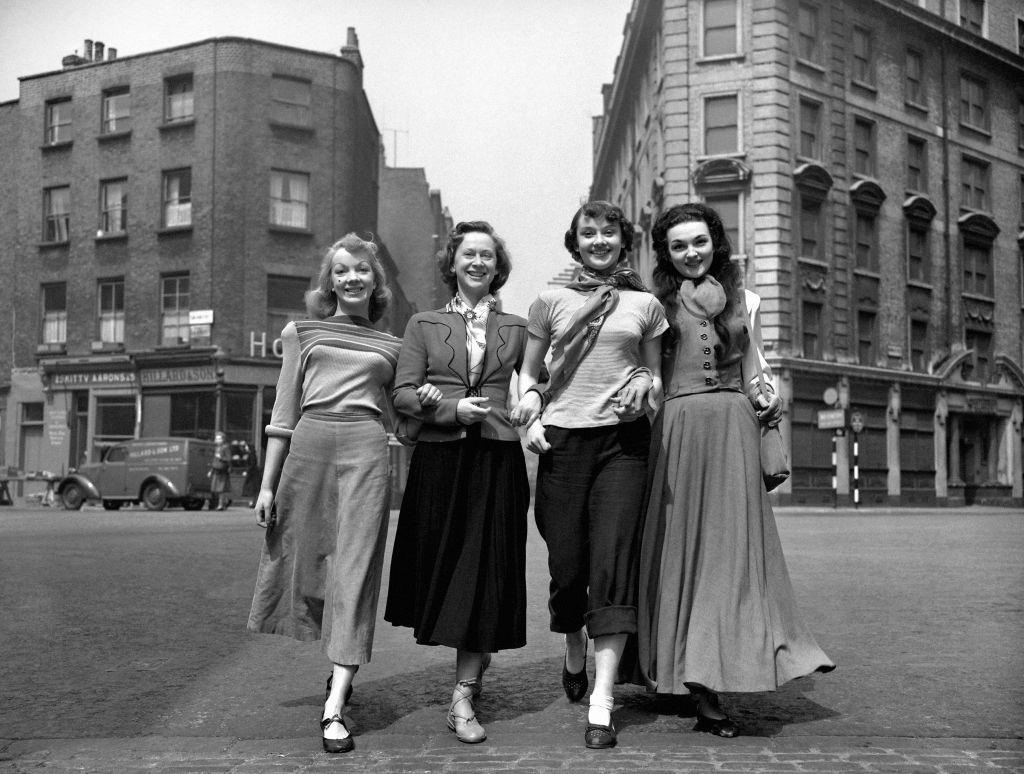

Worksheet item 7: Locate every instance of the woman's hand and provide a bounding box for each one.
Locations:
[612,381,645,418]
[525,420,551,454]
[456,396,491,424]
[415,382,442,407]
[755,392,783,427]
[509,391,542,427]
[253,488,276,528]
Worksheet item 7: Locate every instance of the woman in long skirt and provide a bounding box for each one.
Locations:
[247,234,401,754]
[385,221,530,744]
[635,203,834,738]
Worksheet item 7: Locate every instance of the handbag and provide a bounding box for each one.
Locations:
[755,356,790,492]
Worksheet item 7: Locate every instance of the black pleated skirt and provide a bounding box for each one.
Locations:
[384,431,529,652]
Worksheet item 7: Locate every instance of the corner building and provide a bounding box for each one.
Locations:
[591,0,1024,506]
[0,33,417,488]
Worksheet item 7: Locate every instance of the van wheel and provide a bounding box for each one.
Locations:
[181,497,204,511]
[61,483,85,510]
[142,483,168,511]
[102,500,123,511]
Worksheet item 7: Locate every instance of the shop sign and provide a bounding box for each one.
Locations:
[964,396,997,414]
[52,371,136,386]
[140,366,217,385]
[250,331,284,358]
[47,409,68,446]
[817,408,846,430]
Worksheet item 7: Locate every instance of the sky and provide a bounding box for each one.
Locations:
[0,0,633,317]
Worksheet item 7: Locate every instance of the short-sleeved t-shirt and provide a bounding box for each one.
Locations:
[527,287,668,428]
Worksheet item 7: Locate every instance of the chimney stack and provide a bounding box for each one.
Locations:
[93,41,104,61]
[340,27,363,70]
[107,47,117,60]
[84,39,93,60]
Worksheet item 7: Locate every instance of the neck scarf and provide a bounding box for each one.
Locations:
[534,266,648,404]
[678,275,726,319]
[448,294,495,386]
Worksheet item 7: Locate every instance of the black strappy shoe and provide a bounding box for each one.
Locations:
[319,714,354,753]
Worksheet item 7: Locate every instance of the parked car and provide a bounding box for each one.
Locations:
[57,437,218,511]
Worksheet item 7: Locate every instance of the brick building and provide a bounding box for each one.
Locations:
[591,0,1024,506]
[0,33,425,492]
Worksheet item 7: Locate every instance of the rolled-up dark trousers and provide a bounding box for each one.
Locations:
[533,416,650,638]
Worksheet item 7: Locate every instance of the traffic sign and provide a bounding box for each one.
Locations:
[850,411,865,433]
[817,408,846,430]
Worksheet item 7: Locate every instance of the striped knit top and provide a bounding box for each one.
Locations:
[266,316,402,439]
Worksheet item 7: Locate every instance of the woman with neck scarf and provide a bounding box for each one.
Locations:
[384,221,530,745]
[510,200,667,749]
[632,202,834,738]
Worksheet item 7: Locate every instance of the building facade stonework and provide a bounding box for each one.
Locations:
[591,0,1024,506]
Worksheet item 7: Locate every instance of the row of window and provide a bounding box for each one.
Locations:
[42,73,312,145]
[41,169,310,242]
[701,0,1023,65]
[38,274,310,349]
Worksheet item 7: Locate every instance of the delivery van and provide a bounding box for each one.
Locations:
[57,437,217,511]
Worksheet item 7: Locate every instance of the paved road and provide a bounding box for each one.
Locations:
[0,502,1021,772]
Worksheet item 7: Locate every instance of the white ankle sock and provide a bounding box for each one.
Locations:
[588,692,613,726]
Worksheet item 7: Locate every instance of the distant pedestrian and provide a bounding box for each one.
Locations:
[510,200,667,750]
[384,221,530,744]
[632,202,834,737]
[247,234,401,754]
[209,431,231,510]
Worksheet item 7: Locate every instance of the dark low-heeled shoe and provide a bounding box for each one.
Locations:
[695,713,740,738]
[320,715,354,753]
[325,674,353,704]
[584,720,617,749]
[561,643,589,702]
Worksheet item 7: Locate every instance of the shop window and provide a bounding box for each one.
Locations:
[851,26,874,86]
[43,186,70,243]
[907,136,927,193]
[959,73,988,131]
[101,87,130,134]
[162,168,192,228]
[853,117,875,176]
[703,0,738,57]
[161,274,190,345]
[270,75,311,126]
[704,94,738,155]
[44,98,72,145]
[797,2,821,64]
[99,178,127,235]
[224,389,257,469]
[169,391,216,440]
[164,74,194,123]
[41,283,67,345]
[98,278,124,344]
[905,49,925,107]
[269,170,310,229]
[799,99,821,159]
[267,274,310,337]
[94,394,135,459]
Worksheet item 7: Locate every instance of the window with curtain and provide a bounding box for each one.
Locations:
[703,0,737,56]
[269,170,310,228]
[854,211,878,271]
[962,241,992,297]
[98,279,125,344]
[852,26,874,84]
[45,99,72,144]
[271,75,312,126]
[43,186,70,243]
[161,274,190,346]
[100,178,127,234]
[704,94,738,155]
[41,283,67,345]
[960,156,989,211]
[907,222,930,282]
[853,118,875,176]
[165,74,194,122]
[799,197,822,260]
[906,136,927,192]
[162,168,192,227]
[101,88,130,133]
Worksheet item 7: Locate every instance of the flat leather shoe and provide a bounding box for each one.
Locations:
[584,721,617,749]
[694,714,739,738]
[320,715,355,753]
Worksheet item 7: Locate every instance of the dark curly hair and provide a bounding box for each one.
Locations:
[563,200,635,263]
[306,233,392,322]
[437,220,512,297]
[651,202,742,362]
